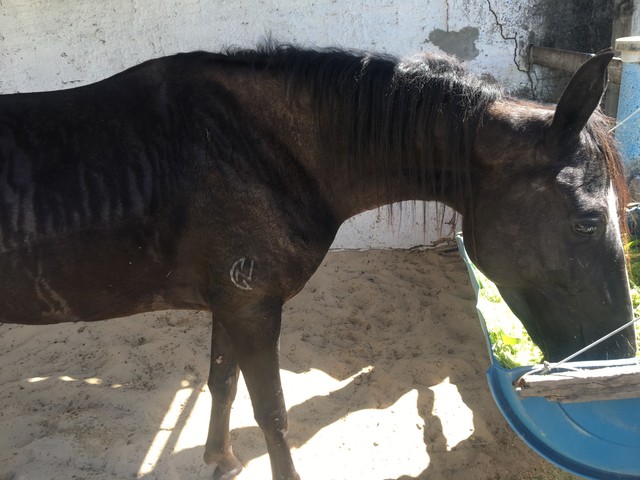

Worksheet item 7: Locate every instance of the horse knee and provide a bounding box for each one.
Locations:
[254,406,289,438]
[208,372,237,396]
[208,357,239,395]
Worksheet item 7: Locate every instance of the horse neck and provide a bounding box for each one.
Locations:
[312,106,476,224]
[322,97,547,223]
[205,61,481,225]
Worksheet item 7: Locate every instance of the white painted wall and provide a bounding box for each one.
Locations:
[0,0,535,249]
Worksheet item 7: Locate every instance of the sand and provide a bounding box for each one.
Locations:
[0,247,576,480]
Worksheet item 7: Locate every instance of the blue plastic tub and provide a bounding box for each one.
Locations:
[456,234,640,479]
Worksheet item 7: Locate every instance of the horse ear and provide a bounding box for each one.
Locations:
[549,49,613,140]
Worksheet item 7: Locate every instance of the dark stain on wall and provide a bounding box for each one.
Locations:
[527,0,614,101]
[428,27,480,61]
[529,0,613,52]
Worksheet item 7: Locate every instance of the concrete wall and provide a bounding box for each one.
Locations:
[0,0,614,248]
[630,0,640,33]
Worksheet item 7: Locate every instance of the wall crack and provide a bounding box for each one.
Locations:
[445,0,450,31]
[485,0,536,98]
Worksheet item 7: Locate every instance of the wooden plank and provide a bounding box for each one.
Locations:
[515,364,640,403]
[529,45,622,86]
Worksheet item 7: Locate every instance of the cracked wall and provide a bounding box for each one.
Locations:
[0,0,615,100]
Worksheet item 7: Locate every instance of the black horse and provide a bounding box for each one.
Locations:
[0,44,635,479]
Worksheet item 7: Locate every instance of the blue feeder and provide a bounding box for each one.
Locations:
[615,37,640,169]
[456,234,640,479]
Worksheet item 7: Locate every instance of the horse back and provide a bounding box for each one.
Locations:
[0,56,210,324]
[0,53,338,325]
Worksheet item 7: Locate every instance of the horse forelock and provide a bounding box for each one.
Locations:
[586,112,629,239]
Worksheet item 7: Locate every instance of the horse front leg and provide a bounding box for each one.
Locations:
[204,317,244,480]
[222,298,301,480]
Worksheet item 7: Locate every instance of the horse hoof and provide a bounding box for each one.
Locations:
[213,464,243,480]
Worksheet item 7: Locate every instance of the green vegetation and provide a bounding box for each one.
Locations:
[627,240,640,349]
[472,265,543,368]
[471,255,640,369]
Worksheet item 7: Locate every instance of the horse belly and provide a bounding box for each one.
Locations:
[0,231,204,325]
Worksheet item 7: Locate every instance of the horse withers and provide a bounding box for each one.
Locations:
[0,44,635,479]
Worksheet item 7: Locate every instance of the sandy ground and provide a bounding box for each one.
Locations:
[0,247,577,480]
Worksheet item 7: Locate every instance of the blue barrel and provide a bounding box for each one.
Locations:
[616,37,640,169]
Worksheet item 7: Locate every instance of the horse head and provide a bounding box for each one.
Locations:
[466,50,637,362]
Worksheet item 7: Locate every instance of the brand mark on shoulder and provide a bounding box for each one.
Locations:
[230,257,255,291]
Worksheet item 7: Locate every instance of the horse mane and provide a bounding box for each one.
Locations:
[585,112,630,239]
[221,42,503,214]
[215,44,627,239]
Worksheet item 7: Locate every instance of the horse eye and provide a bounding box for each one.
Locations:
[573,223,598,236]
